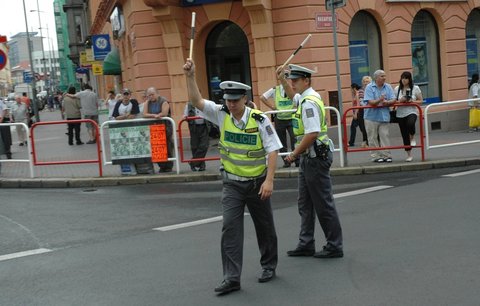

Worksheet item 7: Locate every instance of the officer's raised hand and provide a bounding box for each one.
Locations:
[183,58,195,77]
[183,58,205,111]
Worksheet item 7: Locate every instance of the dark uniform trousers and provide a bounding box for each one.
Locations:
[274,117,295,156]
[296,151,343,250]
[221,176,278,282]
[188,123,209,168]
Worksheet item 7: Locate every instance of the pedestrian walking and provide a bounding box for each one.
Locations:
[468,73,480,132]
[68,84,99,144]
[11,95,29,146]
[0,100,12,159]
[183,59,282,295]
[183,102,209,171]
[348,83,368,147]
[62,86,84,146]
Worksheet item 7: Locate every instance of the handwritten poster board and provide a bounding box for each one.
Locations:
[150,124,168,162]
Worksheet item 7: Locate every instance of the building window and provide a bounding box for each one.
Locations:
[466,9,480,80]
[74,15,84,43]
[348,11,382,86]
[411,10,441,103]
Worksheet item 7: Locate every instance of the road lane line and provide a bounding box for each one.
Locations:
[0,248,52,262]
[334,185,394,199]
[153,213,250,232]
[155,186,394,232]
[442,169,480,178]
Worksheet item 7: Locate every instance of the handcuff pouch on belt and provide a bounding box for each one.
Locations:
[313,141,330,161]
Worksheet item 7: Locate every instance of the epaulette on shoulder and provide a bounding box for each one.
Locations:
[220,104,230,114]
[251,111,265,123]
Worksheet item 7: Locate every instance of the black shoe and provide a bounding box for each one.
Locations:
[19,142,24,146]
[6,153,12,160]
[287,248,315,257]
[258,269,275,283]
[159,168,173,173]
[86,140,96,144]
[313,246,344,258]
[198,165,206,171]
[190,165,198,172]
[76,141,84,145]
[214,280,240,295]
[68,142,74,146]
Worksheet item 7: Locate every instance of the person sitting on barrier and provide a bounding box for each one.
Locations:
[11,95,29,146]
[468,73,480,132]
[143,87,174,173]
[363,70,396,163]
[62,86,84,146]
[183,101,209,171]
[394,71,423,162]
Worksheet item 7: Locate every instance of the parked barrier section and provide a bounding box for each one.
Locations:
[342,104,425,162]
[100,117,180,174]
[424,98,480,159]
[30,119,103,176]
[0,122,34,178]
[177,116,220,164]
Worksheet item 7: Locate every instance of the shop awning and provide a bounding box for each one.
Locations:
[102,47,121,75]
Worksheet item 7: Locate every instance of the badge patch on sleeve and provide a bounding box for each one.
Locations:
[306,108,314,118]
[266,125,274,135]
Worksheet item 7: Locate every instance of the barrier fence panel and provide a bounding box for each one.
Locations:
[100,117,180,174]
[265,107,344,167]
[30,119,103,177]
[177,116,220,164]
[341,104,425,162]
[0,122,34,178]
[424,98,480,159]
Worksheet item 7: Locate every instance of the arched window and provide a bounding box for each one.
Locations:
[348,11,382,86]
[411,10,441,102]
[205,21,252,103]
[466,9,480,80]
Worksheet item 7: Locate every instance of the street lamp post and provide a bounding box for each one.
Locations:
[22,0,40,123]
[32,0,49,95]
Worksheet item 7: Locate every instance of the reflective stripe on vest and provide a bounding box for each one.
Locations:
[219,109,267,178]
[274,86,294,120]
[292,95,329,145]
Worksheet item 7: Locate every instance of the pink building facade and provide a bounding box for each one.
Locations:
[89,0,480,124]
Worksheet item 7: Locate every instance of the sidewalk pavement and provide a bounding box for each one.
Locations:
[1,109,479,188]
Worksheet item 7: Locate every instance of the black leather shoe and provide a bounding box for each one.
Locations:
[214,280,240,295]
[313,246,343,258]
[76,141,84,145]
[287,248,315,257]
[258,269,275,283]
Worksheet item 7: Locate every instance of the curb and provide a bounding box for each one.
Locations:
[1,158,480,188]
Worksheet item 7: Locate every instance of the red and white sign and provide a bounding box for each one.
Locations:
[0,49,7,71]
[315,12,338,30]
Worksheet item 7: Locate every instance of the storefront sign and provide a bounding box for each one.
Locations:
[412,39,428,84]
[349,40,369,86]
[150,124,168,162]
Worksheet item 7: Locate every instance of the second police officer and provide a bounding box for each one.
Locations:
[183,59,282,295]
[282,64,344,258]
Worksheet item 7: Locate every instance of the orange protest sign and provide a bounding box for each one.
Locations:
[150,124,168,162]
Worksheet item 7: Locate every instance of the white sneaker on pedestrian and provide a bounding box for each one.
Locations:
[406,156,413,162]
[410,139,416,146]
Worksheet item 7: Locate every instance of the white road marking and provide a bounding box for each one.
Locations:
[334,185,394,198]
[153,213,250,232]
[0,248,52,262]
[155,186,394,231]
[442,169,480,178]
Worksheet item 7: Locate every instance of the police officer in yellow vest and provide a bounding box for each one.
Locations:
[183,59,282,295]
[261,80,299,168]
[282,64,344,259]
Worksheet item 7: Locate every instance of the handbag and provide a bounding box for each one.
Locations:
[390,87,401,123]
[469,108,480,128]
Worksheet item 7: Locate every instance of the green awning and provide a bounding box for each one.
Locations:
[102,47,121,75]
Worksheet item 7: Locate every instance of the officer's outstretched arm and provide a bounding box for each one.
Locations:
[259,150,278,200]
[183,59,206,112]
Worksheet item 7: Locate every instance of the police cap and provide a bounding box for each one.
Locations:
[220,81,251,100]
[286,64,316,79]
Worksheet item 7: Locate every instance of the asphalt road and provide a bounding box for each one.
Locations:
[1,166,480,305]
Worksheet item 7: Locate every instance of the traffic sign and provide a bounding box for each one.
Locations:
[326,0,346,10]
[23,71,33,83]
[0,49,7,71]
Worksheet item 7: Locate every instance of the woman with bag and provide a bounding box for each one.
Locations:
[394,71,423,162]
[467,73,480,132]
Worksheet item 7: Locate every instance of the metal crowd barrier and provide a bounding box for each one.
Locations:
[0,122,34,178]
[100,117,180,174]
[177,116,220,164]
[30,119,103,177]
[424,98,480,159]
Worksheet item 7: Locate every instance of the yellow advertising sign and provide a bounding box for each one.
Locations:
[79,51,90,68]
[86,48,94,62]
[92,63,103,75]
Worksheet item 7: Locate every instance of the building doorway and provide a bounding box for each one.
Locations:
[205,21,252,104]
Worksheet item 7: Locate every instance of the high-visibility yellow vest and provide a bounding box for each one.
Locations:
[219,109,267,178]
[274,86,294,120]
[292,95,329,145]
